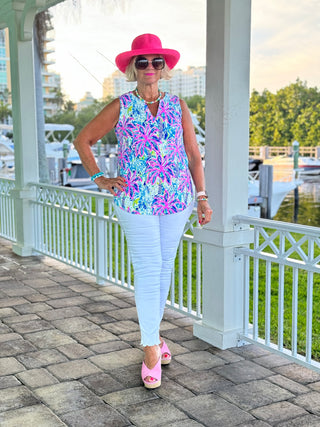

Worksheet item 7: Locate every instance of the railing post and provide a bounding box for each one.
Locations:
[95,196,106,285]
[7,9,39,256]
[193,0,253,349]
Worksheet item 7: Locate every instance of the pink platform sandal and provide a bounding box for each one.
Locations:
[141,357,161,389]
[160,340,172,365]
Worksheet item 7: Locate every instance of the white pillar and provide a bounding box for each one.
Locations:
[193,0,253,349]
[8,11,39,256]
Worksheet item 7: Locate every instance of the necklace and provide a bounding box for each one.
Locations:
[134,88,161,104]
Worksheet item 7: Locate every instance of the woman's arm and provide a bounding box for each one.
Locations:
[73,98,127,195]
[180,99,212,226]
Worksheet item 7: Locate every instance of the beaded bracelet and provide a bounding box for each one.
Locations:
[197,197,208,202]
[91,171,104,182]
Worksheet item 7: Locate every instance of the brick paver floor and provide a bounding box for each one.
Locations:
[1,237,320,426]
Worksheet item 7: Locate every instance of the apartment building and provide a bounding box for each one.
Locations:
[103,66,206,99]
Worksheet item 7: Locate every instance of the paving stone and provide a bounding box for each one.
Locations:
[0,404,66,426]
[118,331,141,344]
[103,386,158,408]
[47,291,77,299]
[120,399,188,427]
[160,338,190,357]
[13,302,52,314]
[163,421,203,427]
[24,293,49,302]
[238,421,270,427]
[0,297,28,308]
[292,391,320,415]
[0,385,39,411]
[2,286,35,297]
[17,349,68,368]
[90,348,143,371]
[109,363,144,388]
[81,302,118,313]
[176,394,254,426]
[161,327,194,342]
[52,316,100,334]
[0,332,22,343]
[61,404,129,427]
[251,401,308,423]
[23,278,58,288]
[47,359,102,380]
[154,378,195,402]
[0,307,18,317]
[0,339,37,357]
[218,379,294,411]
[17,368,58,388]
[102,320,140,335]
[170,316,195,327]
[24,329,76,349]
[176,369,233,393]
[39,285,71,295]
[81,372,124,395]
[47,296,90,308]
[108,307,139,321]
[39,306,89,321]
[209,348,245,363]
[180,338,212,351]
[34,381,102,415]
[276,414,320,426]
[57,342,94,359]
[231,344,272,359]
[159,320,178,331]
[0,375,21,389]
[162,359,193,380]
[0,323,11,333]
[89,340,132,354]
[213,360,274,384]
[274,363,320,384]
[85,313,116,325]
[268,374,310,395]
[74,329,118,345]
[175,350,226,370]
[106,297,133,309]
[10,319,53,334]
[4,313,40,324]
[253,353,293,369]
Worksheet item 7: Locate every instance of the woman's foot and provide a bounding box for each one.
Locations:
[159,338,172,365]
[142,345,161,389]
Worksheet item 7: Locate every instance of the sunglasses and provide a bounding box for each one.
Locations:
[135,56,165,70]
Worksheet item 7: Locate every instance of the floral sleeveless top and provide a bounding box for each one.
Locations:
[113,92,194,215]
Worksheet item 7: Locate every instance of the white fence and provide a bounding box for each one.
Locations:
[29,183,202,318]
[0,178,16,241]
[234,215,320,371]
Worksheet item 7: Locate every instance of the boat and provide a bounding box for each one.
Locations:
[264,155,320,176]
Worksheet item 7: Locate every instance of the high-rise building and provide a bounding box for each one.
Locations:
[0,29,11,98]
[42,29,61,117]
[0,26,61,119]
[102,66,206,99]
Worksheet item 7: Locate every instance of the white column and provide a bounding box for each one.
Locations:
[193,0,253,349]
[8,11,39,256]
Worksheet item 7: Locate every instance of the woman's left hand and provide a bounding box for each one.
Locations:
[197,200,213,226]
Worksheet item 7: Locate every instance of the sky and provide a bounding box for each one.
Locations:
[50,0,320,103]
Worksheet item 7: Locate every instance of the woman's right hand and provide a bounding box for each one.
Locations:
[94,176,127,196]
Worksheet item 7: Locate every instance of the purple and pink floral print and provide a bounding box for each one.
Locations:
[114,92,194,215]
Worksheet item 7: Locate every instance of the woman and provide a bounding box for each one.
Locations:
[74,33,212,389]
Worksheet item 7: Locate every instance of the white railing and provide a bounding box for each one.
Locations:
[30,183,202,318]
[0,178,16,242]
[233,215,320,371]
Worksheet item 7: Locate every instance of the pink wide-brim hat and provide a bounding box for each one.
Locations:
[115,33,180,73]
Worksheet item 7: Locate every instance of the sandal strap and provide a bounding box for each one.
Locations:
[141,358,161,384]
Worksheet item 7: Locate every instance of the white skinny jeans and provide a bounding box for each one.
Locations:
[114,203,194,346]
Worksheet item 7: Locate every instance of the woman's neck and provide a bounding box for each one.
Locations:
[136,84,160,102]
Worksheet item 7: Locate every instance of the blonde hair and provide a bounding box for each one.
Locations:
[125,56,173,82]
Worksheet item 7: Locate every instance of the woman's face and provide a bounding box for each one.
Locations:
[135,54,165,85]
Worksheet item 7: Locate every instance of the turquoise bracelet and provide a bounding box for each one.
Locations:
[91,171,104,182]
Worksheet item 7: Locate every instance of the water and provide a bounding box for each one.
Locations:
[274,176,320,227]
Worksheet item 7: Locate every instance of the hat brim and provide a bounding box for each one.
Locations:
[115,48,180,73]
